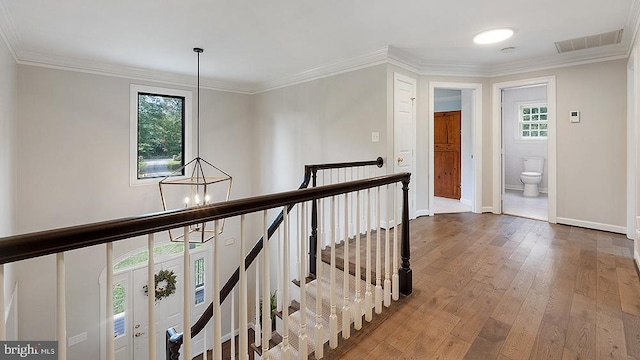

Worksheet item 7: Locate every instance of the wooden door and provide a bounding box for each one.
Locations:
[434,111,461,199]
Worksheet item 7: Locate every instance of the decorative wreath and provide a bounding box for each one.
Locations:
[143,269,177,302]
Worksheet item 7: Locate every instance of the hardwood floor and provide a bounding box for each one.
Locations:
[210,213,640,359]
[330,213,640,360]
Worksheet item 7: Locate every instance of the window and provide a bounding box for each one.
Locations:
[519,104,548,140]
[130,85,191,185]
[194,258,205,305]
[113,281,126,338]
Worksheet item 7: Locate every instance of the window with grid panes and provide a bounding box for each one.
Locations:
[519,104,548,140]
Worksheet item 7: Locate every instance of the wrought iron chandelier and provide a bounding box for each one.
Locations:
[159,47,232,243]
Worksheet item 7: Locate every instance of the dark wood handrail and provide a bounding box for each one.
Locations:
[0,173,404,265]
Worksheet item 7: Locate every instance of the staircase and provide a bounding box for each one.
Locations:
[254,226,398,360]
[162,159,412,360]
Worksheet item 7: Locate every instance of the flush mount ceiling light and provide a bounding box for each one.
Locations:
[473,28,514,44]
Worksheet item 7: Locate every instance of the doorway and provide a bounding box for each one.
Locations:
[501,85,549,221]
[100,243,211,360]
[492,77,557,223]
[428,83,483,215]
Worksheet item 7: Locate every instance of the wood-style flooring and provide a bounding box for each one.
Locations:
[214,213,640,359]
[332,213,640,360]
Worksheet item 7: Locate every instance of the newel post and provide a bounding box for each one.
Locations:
[166,329,182,360]
[309,168,318,276]
[399,176,412,296]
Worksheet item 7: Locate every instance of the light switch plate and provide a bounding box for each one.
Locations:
[371,132,380,142]
[225,238,235,246]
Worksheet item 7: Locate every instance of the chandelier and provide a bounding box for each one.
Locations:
[159,47,232,243]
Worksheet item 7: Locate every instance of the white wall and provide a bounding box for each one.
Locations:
[15,65,255,359]
[0,27,16,241]
[254,64,389,195]
[0,34,17,338]
[493,59,628,228]
[502,86,548,191]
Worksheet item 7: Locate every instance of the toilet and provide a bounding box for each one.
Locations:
[520,157,544,197]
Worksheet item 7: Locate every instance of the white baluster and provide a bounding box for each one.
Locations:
[375,187,383,314]
[213,221,222,360]
[281,208,291,359]
[384,186,392,307]
[299,202,308,359]
[353,191,362,331]
[262,211,271,359]
[276,228,282,313]
[183,227,192,360]
[57,252,66,360]
[342,193,351,339]
[147,234,156,359]
[329,196,338,349]
[364,189,373,322]
[106,243,114,360]
[314,198,324,359]
[392,183,399,301]
[254,257,261,348]
[0,264,4,341]
[231,289,236,360]
[239,215,249,360]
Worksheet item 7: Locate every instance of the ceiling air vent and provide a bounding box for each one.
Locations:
[555,29,623,53]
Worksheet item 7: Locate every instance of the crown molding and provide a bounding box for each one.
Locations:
[0,0,19,61]
[252,48,389,93]
[17,50,254,94]
[387,46,492,77]
[3,0,640,95]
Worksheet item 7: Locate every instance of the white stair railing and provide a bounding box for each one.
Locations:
[0,163,410,360]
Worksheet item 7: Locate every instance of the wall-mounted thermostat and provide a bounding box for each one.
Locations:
[570,110,580,123]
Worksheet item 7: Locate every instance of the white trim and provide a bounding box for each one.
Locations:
[482,206,494,213]
[627,49,637,239]
[460,198,473,207]
[556,217,627,234]
[428,82,483,215]
[393,72,417,219]
[129,84,193,187]
[256,48,389,94]
[505,184,548,194]
[492,76,557,223]
[415,209,431,218]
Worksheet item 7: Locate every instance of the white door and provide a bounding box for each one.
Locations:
[132,257,183,360]
[394,73,417,218]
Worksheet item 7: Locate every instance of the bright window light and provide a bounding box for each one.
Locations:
[473,28,514,44]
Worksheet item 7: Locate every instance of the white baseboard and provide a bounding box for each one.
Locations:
[505,184,548,193]
[556,217,627,234]
[635,251,640,274]
[482,206,495,213]
[460,198,473,207]
[416,209,431,218]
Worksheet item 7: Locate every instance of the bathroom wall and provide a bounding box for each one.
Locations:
[434,89,461,112]
[503,86,548,192]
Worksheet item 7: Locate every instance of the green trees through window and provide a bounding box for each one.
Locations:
[137,93,185,179]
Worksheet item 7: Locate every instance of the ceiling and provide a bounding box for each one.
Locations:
[1,0,638,93]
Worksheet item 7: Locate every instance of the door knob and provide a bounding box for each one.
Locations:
[135,324,140,329]
[397,157,404,163]
[135,332,144,337]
